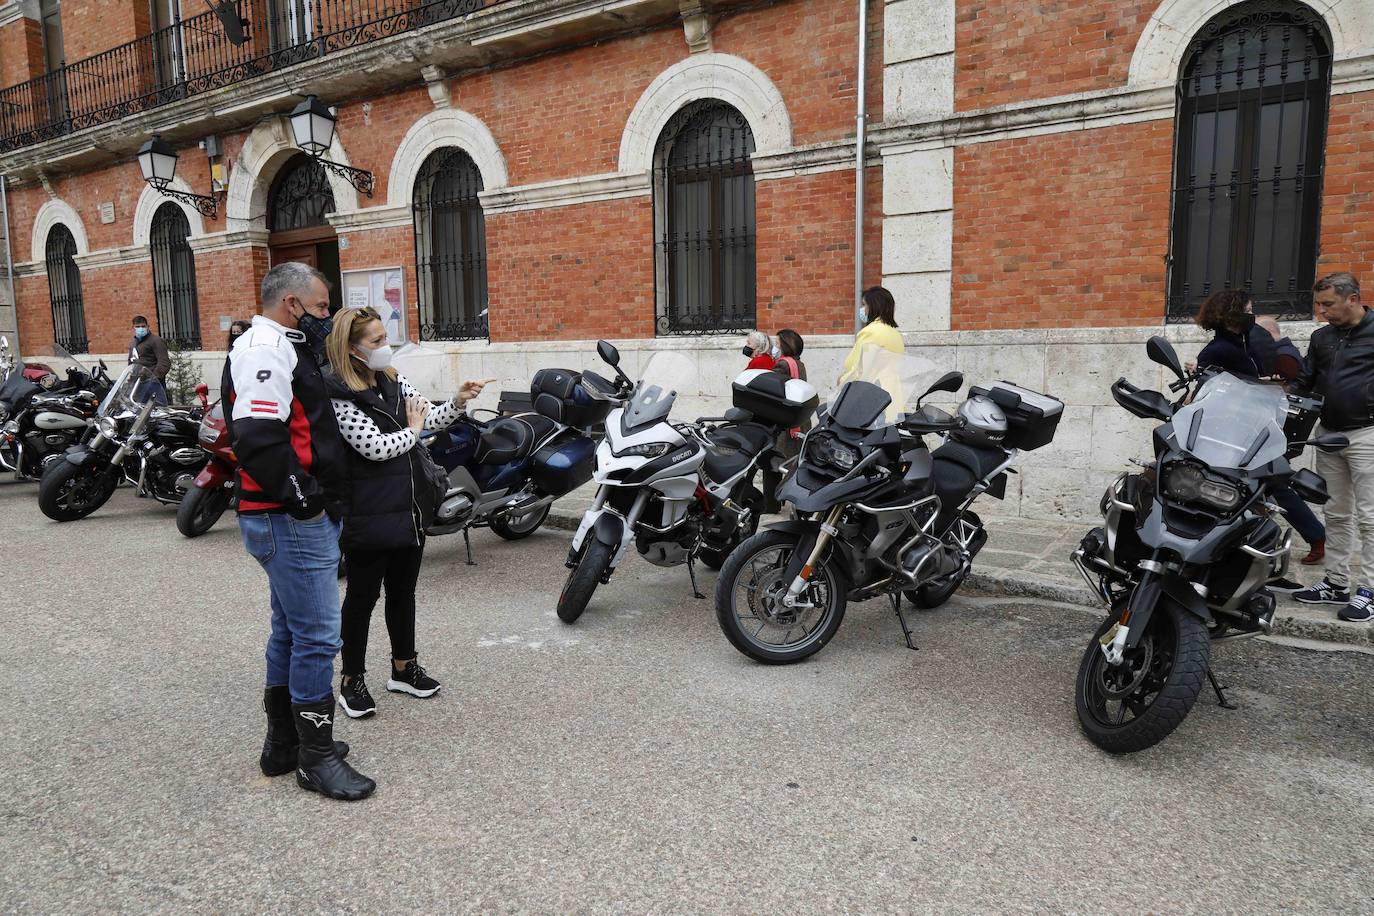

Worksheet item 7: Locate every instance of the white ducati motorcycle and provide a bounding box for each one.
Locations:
[557,341,818,623]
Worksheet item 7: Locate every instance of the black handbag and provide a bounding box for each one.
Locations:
[412,444,450,529]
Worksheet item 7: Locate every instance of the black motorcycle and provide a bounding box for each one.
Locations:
[38,365,207,522]
[715,348,1062,664]
[1070,336,1347,754]
[0,344,111,481]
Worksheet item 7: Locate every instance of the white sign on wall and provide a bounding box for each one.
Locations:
[340,267,406,346]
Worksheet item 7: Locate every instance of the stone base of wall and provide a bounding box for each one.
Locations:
[59,320,1321,523]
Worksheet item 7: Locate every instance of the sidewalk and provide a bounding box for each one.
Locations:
[545,489,1373,649]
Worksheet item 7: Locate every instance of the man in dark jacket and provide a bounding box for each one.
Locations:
[128,315,170,405]
[1292,273,1374,622]
[224,261,375,801]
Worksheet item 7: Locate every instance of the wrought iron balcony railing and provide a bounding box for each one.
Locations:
[0,0,501,153]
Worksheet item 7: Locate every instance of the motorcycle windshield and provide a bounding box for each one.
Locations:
[30,341,85,370]
[832,344,939,425]
[620,350,695,430]
[1170,373,1289,471]
[0,369,39,406]
[97,364,156,418]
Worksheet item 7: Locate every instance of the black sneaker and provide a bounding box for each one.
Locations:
[1292,579,1350,606]
[1338,587,1374,622]
[338,674,377,719]
[1267,576,1305,594]
[387,660,441,698]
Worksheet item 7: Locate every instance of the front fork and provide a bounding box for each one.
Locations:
[782,504,845,608]
[1099,567,1167,666]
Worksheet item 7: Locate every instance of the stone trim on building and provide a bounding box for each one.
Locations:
[386,108,510,208]
[225,116,362,232]
[29,198,89,264]
[131,179,207,248]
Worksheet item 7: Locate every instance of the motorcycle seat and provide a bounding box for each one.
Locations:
[703,445,755,484]
[706,422,774,456]
[930,441,1007,507]
[475,413,557,465]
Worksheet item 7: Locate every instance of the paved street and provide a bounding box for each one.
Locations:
[1,479,1372,913]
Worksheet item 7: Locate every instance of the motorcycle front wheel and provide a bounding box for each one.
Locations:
[557,538,614,623]
[1075,598,1211,754]
[176,484,232,538]
[715,530,847,664]
[38,460,117,522]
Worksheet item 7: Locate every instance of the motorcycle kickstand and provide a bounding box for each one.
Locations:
[891,592,919,651]
[462,528,476,566]
[686,555,705,600]
[1206,666,1237,709]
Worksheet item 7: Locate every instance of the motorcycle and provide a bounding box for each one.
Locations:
[557,341,820,623]
[38,365,208,521]
[175,383,235,537]
[1070,335,1348,754]
[424,361,611,561]
[0,341,112,481]
[715,346,1063,664]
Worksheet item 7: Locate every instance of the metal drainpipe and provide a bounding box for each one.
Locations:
[1,174,16,357]
[853,0,869,332]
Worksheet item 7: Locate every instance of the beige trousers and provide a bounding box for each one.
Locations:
[1314,423,1374,589]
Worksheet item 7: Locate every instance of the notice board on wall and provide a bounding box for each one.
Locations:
[340,267,406,346]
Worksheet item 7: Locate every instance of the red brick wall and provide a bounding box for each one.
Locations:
[756,166,881,335]
[1316,90,1374,282]
[0,17,45,87]
[59,0,147,63]
[192,244,267,347]
[955,0,1153,111]
[485,197,656,342]
[15,273,54,349]
[950,119,1173,329]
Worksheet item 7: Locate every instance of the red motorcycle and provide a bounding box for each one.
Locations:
[176,383,235,537]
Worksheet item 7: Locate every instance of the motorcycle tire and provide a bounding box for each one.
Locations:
[489,503,551,541]
[38,460,117,522]
[698,486,765,571]
[557,538,613,624]
[176,485,232,538]
[1075,598,1210,754]
[715,530,847,665]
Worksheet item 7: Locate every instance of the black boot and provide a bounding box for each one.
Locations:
[260,686,349,777]
[293,698,376,801]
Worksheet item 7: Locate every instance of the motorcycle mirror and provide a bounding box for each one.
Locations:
[596,340,620,368]
[1146,335,1185,380]
[1308,433,1350,453]
[0,335,7,348]
[918,370,964,405]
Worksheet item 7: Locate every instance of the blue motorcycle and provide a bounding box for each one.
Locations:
[423,366,609,560]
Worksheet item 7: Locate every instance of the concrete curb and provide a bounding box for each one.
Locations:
[544,509,1371,649]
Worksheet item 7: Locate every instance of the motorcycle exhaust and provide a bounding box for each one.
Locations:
[496,493,554,519]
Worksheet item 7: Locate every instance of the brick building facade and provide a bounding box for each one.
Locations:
[0,0,1370,520]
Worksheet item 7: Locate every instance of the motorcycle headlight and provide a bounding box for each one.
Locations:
[97,416,119,439]
[616,442,670,459]
[1163,463,1242,511]
[806,433,860,472]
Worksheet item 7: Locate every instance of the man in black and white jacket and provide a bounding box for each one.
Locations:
[223,262,375,801]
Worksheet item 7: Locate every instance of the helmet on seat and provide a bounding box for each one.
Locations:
[951,395,1007,447]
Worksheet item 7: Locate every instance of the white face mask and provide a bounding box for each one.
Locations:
[771,345,781,360]
[859,305,869,324]
[356,344,392,371]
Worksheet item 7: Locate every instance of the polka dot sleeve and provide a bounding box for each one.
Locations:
[331,398,417,462]
[398,375,464,430]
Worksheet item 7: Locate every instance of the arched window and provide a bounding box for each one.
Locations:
[1167,1,1332,321]
[654,100,756,335]
[268,154,335,231]
[412,148,488,340]
[149,203,200,350]
[45,224,86,353]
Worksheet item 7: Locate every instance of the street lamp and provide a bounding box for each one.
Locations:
[136,135,221,219]
[288,95,374,197]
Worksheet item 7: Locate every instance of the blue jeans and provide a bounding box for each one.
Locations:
[1273,486,1326,547]
[239,512,343,705]
[134,379,168,406]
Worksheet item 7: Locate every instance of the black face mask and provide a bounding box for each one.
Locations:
[297,313,333,359]
[742,346,753,358]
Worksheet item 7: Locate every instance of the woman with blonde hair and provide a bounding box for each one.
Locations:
[323,307,491,719]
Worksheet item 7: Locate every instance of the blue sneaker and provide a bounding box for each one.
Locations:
[1293,579,1350,605]
[1338,587,1374,622]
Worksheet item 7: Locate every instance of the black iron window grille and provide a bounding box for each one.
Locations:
[44,224,87,354]
[413,148,488,341]
[269,154,336,231]
[654,99,756,336]
[1167,1,1332,322]
[150,203,202,350]
[0,0,500,153]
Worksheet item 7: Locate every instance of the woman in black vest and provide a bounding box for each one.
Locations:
[324,307,489,719]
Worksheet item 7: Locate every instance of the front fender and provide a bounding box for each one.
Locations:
[1123,571,1212,649]
[194,457,234,489]
[64,444,97,467]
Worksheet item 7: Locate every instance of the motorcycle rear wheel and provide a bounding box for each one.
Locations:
[715,530,847,664]
[489,503,550,540]
[176,484,232,538]
[38,460,117,522]
[557,538,614,623]
[1075,598,1210,754]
